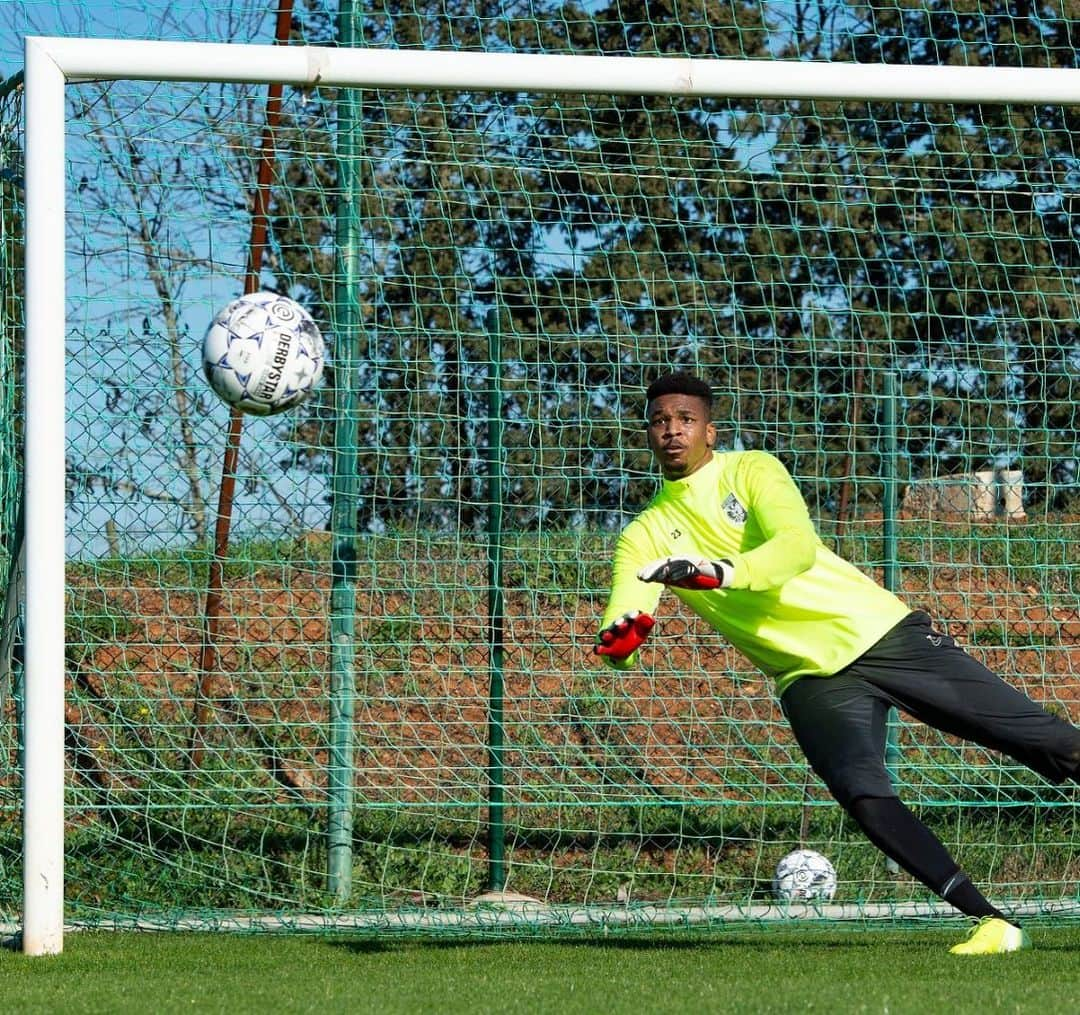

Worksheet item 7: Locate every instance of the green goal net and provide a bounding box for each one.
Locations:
[0,69,23,839]
[1,2,1078,943]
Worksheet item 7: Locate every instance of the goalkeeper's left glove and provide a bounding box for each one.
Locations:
[594,610,655,661]
[636,556,735,591]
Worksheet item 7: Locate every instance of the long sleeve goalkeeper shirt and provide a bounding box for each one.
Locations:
[599,450,910,694]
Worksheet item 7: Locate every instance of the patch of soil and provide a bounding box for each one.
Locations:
[61,545,1080,811]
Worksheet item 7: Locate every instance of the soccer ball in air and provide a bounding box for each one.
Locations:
[202,291,325,416]
[772,849,837,903]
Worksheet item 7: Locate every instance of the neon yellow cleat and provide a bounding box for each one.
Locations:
[949,917,1031,955]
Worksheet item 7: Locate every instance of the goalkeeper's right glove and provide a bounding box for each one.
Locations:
[594,610,655,662]
[636,556,734,591]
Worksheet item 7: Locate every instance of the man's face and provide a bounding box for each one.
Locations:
[645,393,716,480]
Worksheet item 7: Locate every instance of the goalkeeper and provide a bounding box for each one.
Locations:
[595,370,1080,956]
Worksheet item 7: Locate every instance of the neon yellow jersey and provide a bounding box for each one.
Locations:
[599,450,910,694]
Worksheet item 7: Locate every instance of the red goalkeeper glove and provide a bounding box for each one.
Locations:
[594,611,655,661]
[636,556,734,591]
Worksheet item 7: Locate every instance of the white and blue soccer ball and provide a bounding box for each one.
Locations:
[773,849,837,903]
[202,291,325,416]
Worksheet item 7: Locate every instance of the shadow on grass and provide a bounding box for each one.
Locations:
[324,919,1080,958]
[323,928,899,956]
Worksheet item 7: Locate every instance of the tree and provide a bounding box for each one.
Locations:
[269,0,1080,526]
[272,1,788,528]
[821,1,1080,508]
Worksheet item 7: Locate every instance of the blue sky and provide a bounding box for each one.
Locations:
[4,3,331,557]
[2,2,281,81]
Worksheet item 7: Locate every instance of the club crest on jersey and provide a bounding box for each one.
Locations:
[722,493,747,524]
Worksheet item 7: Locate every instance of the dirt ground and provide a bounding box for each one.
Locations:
[65,540,1080,809]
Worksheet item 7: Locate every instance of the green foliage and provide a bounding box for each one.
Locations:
[67,588,139,645]
[6,790,1077,914]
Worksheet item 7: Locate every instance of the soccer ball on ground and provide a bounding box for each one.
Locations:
[202,291,325,416]
[772,849,837,903]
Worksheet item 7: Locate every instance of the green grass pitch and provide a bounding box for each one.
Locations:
[4,926,1080,1014]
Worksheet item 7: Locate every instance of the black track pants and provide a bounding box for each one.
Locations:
[780,611,1080,808]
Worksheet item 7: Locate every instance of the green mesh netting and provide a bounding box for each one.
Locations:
[0,2,1078,937]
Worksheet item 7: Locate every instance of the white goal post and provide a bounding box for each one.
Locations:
[21,34,1080,956]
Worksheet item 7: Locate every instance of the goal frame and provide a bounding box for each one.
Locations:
[21,33,1080,956]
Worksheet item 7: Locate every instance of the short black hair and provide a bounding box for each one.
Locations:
[645,371,713,412]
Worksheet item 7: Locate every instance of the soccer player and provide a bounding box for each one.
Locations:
[594,369,1080,955]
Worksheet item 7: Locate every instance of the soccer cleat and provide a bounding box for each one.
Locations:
[948,917,1030,955]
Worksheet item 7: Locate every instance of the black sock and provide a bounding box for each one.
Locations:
[847,795,1007,922]
[939,871,1011,924]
